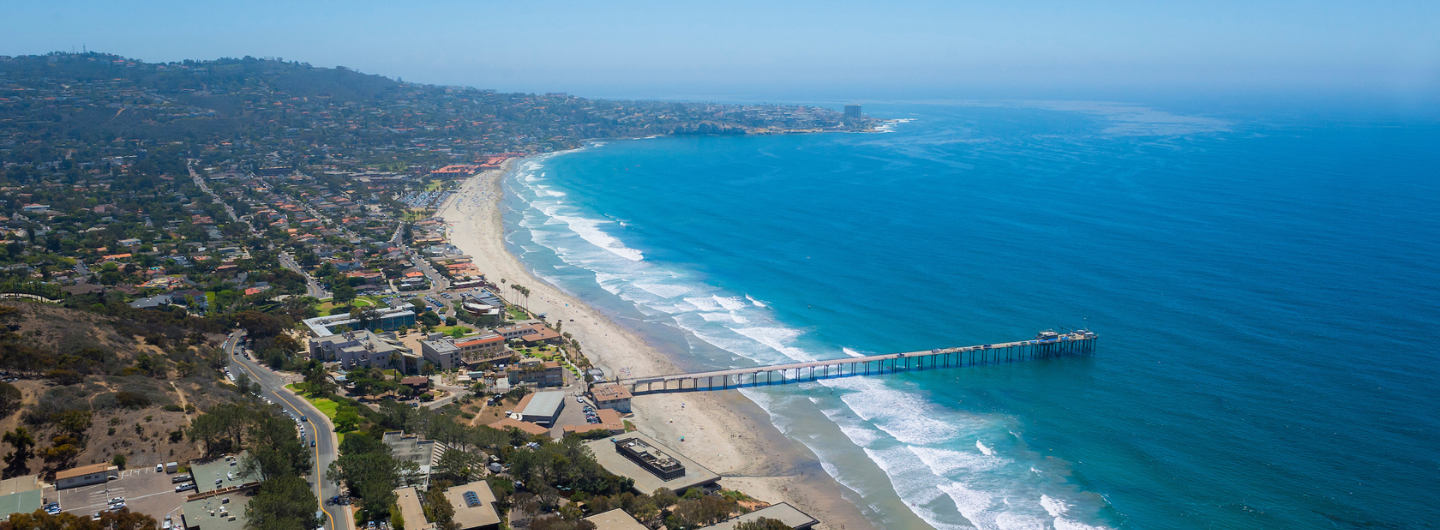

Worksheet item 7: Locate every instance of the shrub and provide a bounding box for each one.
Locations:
[116,391,152,409]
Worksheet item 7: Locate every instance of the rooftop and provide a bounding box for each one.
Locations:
[698,503,818,530]
[584,432,720,494]
[444,481,501,530]
[583,509,647,530]
[181,490,253,530]
[191,453,257,494]
[487,417,549,437]
[54,463,110,481]
[520,391,566,418]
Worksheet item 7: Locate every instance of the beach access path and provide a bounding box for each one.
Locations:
[438,160,874,530]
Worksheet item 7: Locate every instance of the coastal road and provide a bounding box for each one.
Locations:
[223,332,351,530]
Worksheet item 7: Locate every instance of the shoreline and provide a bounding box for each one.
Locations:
[438,157,877,530]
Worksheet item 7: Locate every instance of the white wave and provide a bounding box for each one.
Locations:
[732,326,814,361]
[550,212,644,261]
[713,295,747,311]
[699,312,735,323]
[682,296,724,311]
[909,446,1007,476]
[976,440,995,456]
[842,347,865,358]
[633,282,690,298]
[1055,518,1113,530]
[745,294,768,307]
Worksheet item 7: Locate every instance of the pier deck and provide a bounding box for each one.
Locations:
[617,330,1097,395]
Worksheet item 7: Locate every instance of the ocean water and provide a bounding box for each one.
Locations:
[499,101,1440,529]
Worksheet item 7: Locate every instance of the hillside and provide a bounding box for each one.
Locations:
[0,52,871,172]
[0,301,243,479]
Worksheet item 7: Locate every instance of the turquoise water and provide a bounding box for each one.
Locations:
[501,101,1440,529]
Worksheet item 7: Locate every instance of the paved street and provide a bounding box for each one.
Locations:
[223,332,350,530]
[279,252,332,299]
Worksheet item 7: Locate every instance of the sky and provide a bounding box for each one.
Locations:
[3,0,1437,104]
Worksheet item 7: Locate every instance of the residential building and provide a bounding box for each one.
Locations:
[420,333,507,370]
[507,359,564,387]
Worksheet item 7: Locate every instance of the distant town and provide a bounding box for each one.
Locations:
[0,52,855,530]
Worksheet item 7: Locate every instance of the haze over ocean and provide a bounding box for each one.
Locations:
[499,101,1440,529]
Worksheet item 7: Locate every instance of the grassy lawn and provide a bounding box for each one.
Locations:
[435,325,473,336]
[286,384,348,444]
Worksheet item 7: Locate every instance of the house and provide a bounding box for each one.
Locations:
[128,295,172,310]
[54,463,116,490]
[590,383,633,413]
[520,324,562,345]
[401,376,430,393]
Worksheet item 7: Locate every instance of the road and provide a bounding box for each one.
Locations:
[223,332,350,530]
[279,252,332,300]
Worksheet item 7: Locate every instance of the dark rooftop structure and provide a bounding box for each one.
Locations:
[615,437,685,480]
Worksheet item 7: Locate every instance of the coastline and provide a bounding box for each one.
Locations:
[438,158,877,530]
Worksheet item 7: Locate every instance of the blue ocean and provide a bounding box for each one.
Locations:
[500,101,1440,529]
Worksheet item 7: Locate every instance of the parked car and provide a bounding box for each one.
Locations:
[156,464,164,472]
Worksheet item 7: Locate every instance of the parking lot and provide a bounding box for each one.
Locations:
[548,392,601,436]
[55,466,191,521]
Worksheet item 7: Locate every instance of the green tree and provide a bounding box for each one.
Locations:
[244,474,322,530]
[332,283,356,305]
[1,507,159,530]
[733,518,791,530]
[0,382,20,418]
[2,427,35,476]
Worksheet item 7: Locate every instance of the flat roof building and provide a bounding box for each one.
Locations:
[310,329,423,374]
[180,489,253,530]
[487,417,550,437]
[584,432,720,494]
[516,391,566,426]
[584,509,647,530]
[191,454,257,494]
[590,383,633,413]
[54,463,116,490]
[698,503,819,530]
[444,481,501,530]
[382,432,442,485]
[302,307,416,337]
[0,489,41,520]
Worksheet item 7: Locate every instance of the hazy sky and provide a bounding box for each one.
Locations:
[3,0,1437,102]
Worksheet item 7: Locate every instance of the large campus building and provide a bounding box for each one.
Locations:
[308,329,423,373]
[302,307,416,337]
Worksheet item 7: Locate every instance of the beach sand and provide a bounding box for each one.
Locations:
[439,160,875,530]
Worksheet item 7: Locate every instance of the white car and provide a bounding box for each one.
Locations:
[156,464,164,472]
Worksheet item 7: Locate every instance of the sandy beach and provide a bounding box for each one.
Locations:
[438,159,874,530]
